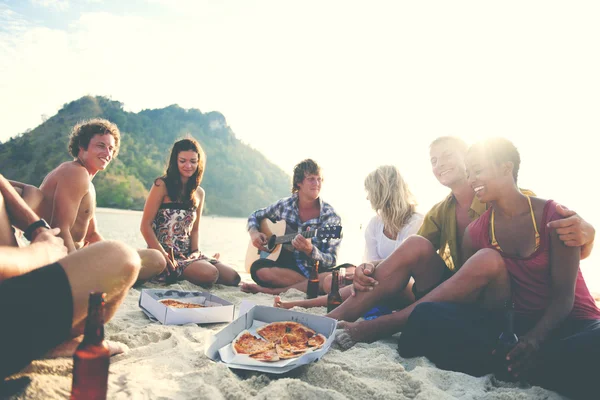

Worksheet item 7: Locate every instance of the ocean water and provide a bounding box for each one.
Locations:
[96,208,600,293]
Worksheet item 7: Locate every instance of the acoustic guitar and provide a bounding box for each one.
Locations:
[244,219,343,272]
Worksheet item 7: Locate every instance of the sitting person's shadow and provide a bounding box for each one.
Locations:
[0,376,32,398]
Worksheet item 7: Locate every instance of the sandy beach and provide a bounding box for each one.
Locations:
[3,275,592,400]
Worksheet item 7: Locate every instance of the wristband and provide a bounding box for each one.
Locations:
[23,218,51,241]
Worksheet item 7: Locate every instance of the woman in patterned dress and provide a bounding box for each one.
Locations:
[140,138,240,286]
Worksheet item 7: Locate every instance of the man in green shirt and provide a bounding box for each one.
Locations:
[327,136,596,346]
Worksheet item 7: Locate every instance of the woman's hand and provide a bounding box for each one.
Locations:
[163,251,177,274]
[504,335,541,379]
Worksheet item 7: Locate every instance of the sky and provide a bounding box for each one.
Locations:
[1,1,599,287]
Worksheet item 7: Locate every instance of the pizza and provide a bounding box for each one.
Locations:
[232,331,274,356]
[159,299,205,308]
[234,321,327,363]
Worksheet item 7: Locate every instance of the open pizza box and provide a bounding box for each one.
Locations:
[205,303,337,374]
[139,289,235,325]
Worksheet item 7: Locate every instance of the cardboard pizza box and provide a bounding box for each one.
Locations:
[204,303,338,374]
[139,289,235,325]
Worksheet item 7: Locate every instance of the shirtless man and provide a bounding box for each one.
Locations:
[0,173,139,380]
[328,136,595,347]
[12,119,164,281]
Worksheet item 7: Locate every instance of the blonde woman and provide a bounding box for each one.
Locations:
[363,165,423,262]
[275,165,422,310]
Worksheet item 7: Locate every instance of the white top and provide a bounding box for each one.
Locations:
[363,212,424,262]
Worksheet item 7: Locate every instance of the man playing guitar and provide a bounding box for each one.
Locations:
[242,159,342,294]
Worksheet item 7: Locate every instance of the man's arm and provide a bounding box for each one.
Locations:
[51,168,89,253]
[84,216,104,244]
[548,204,595,260]
[0,228,67,282]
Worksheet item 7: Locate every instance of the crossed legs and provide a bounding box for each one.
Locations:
[333,247,511,345]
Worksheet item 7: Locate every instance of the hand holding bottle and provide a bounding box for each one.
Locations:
[503,334,541,379]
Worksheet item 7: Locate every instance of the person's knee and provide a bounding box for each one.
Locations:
[229,271,241,286]
[204,265,219,284]
[472,249,506,276]
[139,249,166,275]
[405,235,435,257]
[100,240,141,281]
[256,268,274,283]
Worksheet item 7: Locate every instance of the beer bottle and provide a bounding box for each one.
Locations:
[70,292,110,400]
[327,269,343,312]
[494,300,519,382]
[306,261,320,299]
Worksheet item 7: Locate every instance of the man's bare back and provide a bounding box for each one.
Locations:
[39,161,95,249]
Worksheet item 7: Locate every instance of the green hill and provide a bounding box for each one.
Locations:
[0,96,291,217]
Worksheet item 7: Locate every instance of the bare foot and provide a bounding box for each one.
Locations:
[240,282,277,294]
[212,253,220,260]
[44,337,129,358]
[335,320,375,349]
[273,295,294,309]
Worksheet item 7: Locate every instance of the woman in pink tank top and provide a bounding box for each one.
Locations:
[462,138,600,367]
[398,138,599,399]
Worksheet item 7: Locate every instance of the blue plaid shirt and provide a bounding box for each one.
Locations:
[247,193,342,277]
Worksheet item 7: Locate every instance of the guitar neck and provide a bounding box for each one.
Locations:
[275,229,316,244]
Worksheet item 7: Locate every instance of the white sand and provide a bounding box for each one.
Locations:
[3,279,583,400]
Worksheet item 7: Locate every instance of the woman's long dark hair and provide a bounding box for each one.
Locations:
[156,138,206,206]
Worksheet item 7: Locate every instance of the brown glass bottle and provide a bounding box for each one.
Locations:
[70,292,110,400]
[494,301,519,382]
[306,261,320,299]
[327,269,343,312]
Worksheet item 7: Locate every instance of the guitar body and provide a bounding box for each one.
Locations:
[244,219,287,272]
[244,220,343,273]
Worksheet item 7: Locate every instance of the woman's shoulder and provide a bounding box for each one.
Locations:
[153,177,167,188]
[365,215,383,232]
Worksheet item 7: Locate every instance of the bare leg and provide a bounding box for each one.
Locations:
[274,294,328,309]
[42,240,141,357]
[241,270,331,295]
[213,261,241,286]
[337,249,511,346]
[137,248,166,282]
[275,279,415,310]
[59,240,141,334]
[182,260,219,286]
[9,182,44,216]
[0,190,18,246]
[327,236,446,322]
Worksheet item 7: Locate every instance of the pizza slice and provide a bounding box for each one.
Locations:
[279,334,309,353]
[307,333,326,350]
[159,299,206,308]
[232,330,274,356]
[257,321,316,343]
[249,347,280,362]
[275,344,306,360]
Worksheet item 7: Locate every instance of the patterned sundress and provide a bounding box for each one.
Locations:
[152,202,218,282]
